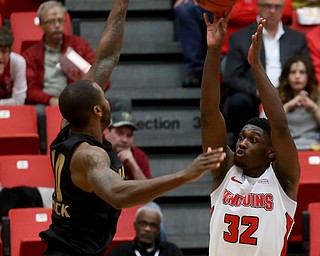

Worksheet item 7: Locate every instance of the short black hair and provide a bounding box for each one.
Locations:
[59,80,101,128]
[245,117,270,136]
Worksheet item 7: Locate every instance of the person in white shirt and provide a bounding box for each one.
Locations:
[0,26,27,105]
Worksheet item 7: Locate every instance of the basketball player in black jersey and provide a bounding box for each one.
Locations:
[39,0,226,254]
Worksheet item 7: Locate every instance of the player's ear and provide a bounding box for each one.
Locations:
[93,105,102,116]
[268,147,275,161]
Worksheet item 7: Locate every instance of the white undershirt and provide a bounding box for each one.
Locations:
[262,21,285,88]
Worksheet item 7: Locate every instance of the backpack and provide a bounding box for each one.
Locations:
[0,186,43,219]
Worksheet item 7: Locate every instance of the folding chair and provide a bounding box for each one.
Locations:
[308,202,320,256]
[0,106,40,155]
[3,208,52,256]
[289,151,320,243]
[10,11,72,54]
[104,205,142,255]
[0,154,54,188]
[45,106,63,155]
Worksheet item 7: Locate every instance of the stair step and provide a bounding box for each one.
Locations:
[107,87,200,101]
[66,0,172,12]
[110,61,183,88]
[159,202,210,249]
[149,154,211,197]
[75,18,180,54]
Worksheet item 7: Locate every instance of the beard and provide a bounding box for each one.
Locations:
[101,104,111,130]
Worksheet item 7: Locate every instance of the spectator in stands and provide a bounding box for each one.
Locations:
[21,1,95,153]
[0,26,27,105]
[201,15,300,255]
[174,0,212,88]
[220,0,293,74]
[174,0,292,88]
[223,0,310,149]
[277,55,320,150]
[104,111,168,241]
[104,111,152,180]
[108,204,183,256]
[306,25,320,86]
[22,0,95,106]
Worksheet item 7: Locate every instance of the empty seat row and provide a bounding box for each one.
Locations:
[0,154,54,188]
[0,105,62,156]
[0,105,40,155]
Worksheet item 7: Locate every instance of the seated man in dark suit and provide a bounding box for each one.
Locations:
[223,0,310,149]
[109,204,183,256]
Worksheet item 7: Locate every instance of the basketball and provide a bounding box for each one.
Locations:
[194,0,236,12]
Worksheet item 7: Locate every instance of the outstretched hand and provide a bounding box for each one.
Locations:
[248,17,266,66]
[203,9,232,48]
[184,147,226,182]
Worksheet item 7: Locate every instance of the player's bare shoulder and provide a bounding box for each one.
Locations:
[72,142,111,172]
[70,142,111,191]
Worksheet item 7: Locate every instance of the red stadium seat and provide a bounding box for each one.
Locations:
[308,202,320,256]
[45,106,63,155]
[0,105,40,155]
[4,208,52,256]
[10,11,72,54]
[289,151,320,243]
[104,205,142,256]
[0,154,54,188]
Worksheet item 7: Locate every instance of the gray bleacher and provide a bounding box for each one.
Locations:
[148,153,212,197]
[133,107,201,147]
[66,0,209,253]
[72,15,202,101]
[66,0,173,12]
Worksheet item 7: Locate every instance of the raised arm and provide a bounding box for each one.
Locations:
[58,0,129,129]
[248,18,300,200]
[83,0,129,90]
[200,13,233,187]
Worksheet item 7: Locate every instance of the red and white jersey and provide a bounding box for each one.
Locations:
[209,165,297,256]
